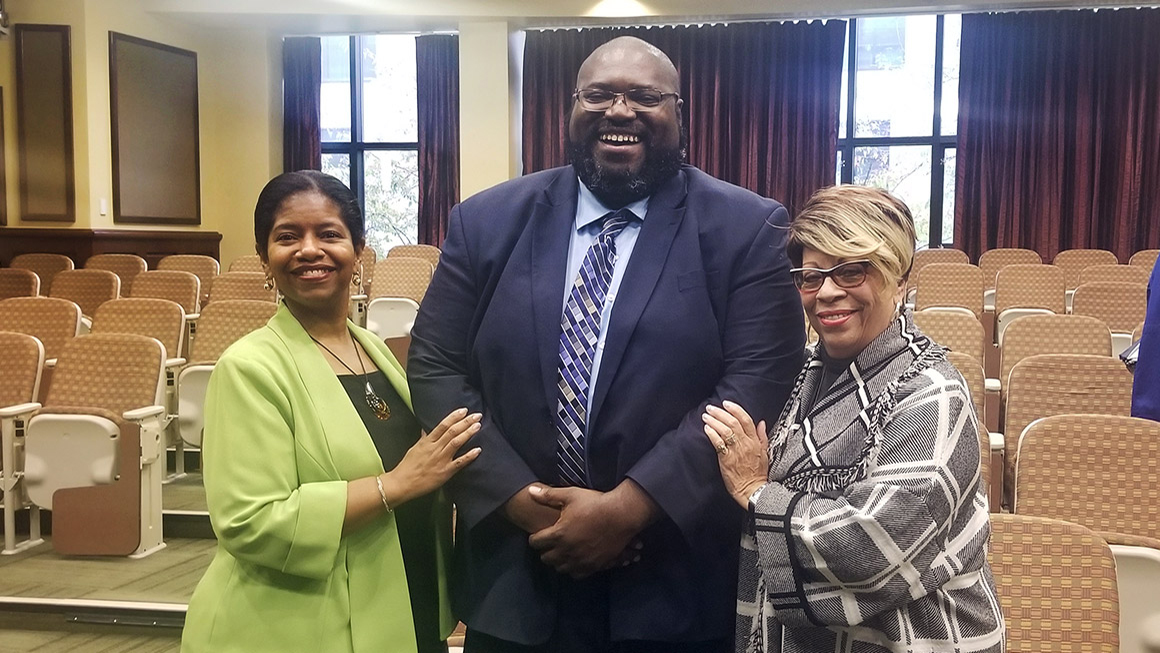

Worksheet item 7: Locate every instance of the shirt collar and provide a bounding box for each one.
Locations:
[575,180,649,232]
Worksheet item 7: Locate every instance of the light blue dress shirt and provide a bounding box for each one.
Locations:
[561,182,649,434]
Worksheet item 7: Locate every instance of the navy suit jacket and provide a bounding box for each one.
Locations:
[408,165,805,644]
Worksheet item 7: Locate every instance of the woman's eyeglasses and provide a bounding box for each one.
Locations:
[790,260,873,292]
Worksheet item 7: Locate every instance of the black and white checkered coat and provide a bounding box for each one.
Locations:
[736,311,1005,653]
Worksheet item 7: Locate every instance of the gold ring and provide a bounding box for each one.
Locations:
[724,433,738,446]
[715,443,728,454]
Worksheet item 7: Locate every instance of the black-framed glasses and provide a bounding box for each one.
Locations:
[572,87,680,112]
[790,260,873,292]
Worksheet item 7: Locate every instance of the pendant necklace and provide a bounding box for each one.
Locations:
[309,331,392,420]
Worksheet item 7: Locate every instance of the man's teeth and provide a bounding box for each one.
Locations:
[601,134,640,144]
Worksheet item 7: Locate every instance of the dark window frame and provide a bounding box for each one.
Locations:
[837,15,957,248]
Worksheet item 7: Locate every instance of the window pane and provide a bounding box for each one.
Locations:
[852,145,932,245]
[322,153,351,187]
[942,148,956,244]
[363,150,419,251]
[854,15,936,138]
[361,35,418,143]
[836,149,845,185]
[320,36,352,142]
[941,14,961,136]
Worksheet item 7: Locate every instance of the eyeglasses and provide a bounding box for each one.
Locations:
[572,87,680,112]
[790,260,873,292]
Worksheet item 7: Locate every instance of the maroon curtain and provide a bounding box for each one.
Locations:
[416,34,460,247]
[522,21,847,217]
[955,9,1160,262]
[282,37,322,172]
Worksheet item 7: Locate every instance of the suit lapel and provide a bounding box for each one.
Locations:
[531,172,579,416]
[588,171,688,430]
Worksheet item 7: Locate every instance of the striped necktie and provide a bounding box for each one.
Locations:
[555,208,635,487]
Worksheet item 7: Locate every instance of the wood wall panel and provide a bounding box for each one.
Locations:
[15,24,75,223]
[0,228,221,268]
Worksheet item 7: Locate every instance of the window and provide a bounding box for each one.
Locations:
[320,34,419,254]
[837,15,961,247]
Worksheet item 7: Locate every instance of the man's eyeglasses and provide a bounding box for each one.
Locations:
[572,88,680,112]
[790,260,873,292]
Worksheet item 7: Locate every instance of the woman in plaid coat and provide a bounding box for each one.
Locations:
[703,186,1005,653]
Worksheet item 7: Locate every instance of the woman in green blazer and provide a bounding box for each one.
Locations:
[182,171,480,653]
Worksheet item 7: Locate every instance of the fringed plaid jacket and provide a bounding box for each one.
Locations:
[736,311,1005,653]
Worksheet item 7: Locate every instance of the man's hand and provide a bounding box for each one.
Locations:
[502,482,561,533]
[525,480,658,579]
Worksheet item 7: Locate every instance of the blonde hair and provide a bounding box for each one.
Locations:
[788,185,916,287]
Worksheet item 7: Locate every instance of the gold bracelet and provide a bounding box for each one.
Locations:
[375,475,393,513]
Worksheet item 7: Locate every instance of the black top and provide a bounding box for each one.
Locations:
[338,371,446,653]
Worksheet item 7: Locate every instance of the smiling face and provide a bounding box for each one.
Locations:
[800,247,905,360]
[567,37,685,208]
[261,190,361,320]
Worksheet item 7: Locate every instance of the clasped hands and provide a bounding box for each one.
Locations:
[505,479,655,579]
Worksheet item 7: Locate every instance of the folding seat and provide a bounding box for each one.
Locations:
[977,247,1040,312]
[905,247,968,306]
[132,269,201,359]
[349,246,379,327]
[944,351,996,511]
[92,298,188,477]
[1071,281,1148,356]
[0,297,83,402]
[207,271,275,304]
[386,243,441,271]
[913,263,984,319]
[23,333,168,557]
[49,268,121,330]
[993,263,1066,344]
[1053,248,1118,311]
[1079,263,1151,287]
[85,253,147,295]
[989,513,1119,653]
[177,300,277,448]
[1015,414,1160,653]
[158,254,220,307]
[914,309,986,366]
[366,257,434,341]
[10,253,73,294]
[227,253,263,272]
[1129,249,1159,273]
[0,332,45,554]
[0,268,40,300]
[1001,351,1128,507]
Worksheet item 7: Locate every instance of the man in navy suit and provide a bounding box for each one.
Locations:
[408,37,804,652]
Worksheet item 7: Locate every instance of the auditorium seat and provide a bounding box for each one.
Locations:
[0,331,45,554]
[945,350,997,511]
[1054,248,1118,311]
[1071,281,1148,356]
[989,513,1119,653]
[977,247,1041,312]
[158,254,220,307]
[386,243,441,271]
[227,254,263,273]
[913,263,985,319]
[1015,414,1160,653]
[1079,263,1151,287]
[23,333,168,557]
[177,300,277,448]
[1001,352,1129,506]
[10,253,73,295]
[85,253,148,295]
[993,264,1066,345]
[366,257,434,341]
[906,247,968,305]
[50,269,121,330]
[0,268,40,300]
[1129,249,1160,273]
[207,271,275,303]
[0,297,83,402]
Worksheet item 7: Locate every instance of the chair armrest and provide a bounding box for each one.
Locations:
[984,378,1000,392]
[0,402,42,418]
[983,379,1000,432]
[123,405,166,421]
[350,293,368,302]
[165,357,188,369]
[988,432,1004,451]
[185,313,200,322]
[45,358,57,368]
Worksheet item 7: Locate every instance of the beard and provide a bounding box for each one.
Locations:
[566,119,687,209]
